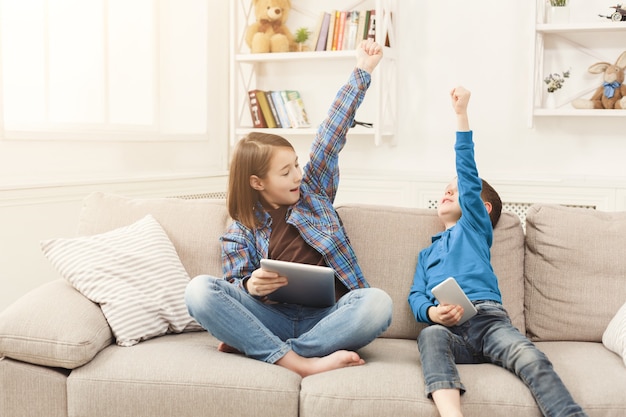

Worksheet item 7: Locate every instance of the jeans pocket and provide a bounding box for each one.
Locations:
[476,302,509,319]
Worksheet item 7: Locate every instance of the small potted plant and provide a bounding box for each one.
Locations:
[547,0,570,23]
[544,69,570,93]
[294,27,310,52]
[543,69,570,108]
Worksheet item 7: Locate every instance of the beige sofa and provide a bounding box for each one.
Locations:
[1,192,625,417]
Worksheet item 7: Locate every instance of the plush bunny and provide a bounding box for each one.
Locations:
[572,51,626,109]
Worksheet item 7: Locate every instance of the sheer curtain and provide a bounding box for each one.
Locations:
[0,0,209,140]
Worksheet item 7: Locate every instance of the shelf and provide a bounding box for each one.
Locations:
[533,109,626,116]
[536,22,626,33]
[530,1,626,126]
[235,47,396,63]
[230,0,397,146]
[235,124,392,136]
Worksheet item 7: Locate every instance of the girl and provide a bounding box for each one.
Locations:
[185,40,392,377]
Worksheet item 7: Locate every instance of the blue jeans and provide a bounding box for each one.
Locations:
[418,301,588,417]
[185,275,392,363]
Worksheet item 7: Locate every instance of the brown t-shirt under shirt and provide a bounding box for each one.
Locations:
[267,205,349,300]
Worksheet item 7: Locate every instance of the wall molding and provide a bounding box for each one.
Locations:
[0,173,228,207]
[336,170,626,212]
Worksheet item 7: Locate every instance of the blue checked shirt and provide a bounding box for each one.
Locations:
[221,68,372,291]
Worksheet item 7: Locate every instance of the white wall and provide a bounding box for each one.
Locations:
[335,0,626,185]
[273,0,626,209]
[2,0,626,311]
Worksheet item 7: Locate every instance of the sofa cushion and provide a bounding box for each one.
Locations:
[525,204,626,342]
[603,300,626,366]
[66,332,300,417]
[299,338,625,417]
[0,279,112,369]
[77,192,231,279]
[0,357,70,417]
[336,205,525,340]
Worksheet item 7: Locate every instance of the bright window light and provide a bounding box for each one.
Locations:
[0,0,208,140]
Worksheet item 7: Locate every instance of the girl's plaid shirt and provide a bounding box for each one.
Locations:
[222,68,372,291]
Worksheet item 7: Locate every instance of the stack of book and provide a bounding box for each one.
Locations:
[248,90,311,129]
[310,9,379,52]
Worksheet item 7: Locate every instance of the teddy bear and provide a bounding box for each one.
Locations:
[571,51,626,109]
[245,0,295,53]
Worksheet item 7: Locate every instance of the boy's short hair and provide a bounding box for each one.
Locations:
[481,179,502,228]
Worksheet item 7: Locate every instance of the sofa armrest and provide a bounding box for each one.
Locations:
[0,279,112,369]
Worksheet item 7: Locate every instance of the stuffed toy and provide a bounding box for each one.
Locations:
[571,51,626,109]
[245,0,295,53]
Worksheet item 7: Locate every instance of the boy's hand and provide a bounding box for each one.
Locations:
[450,86,471,131]
[450,86,471,115]
[356,39,383,74]
[428,304,465,327]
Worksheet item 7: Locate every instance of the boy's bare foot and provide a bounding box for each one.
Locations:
[276,350,365,377]
[217,341,241,354]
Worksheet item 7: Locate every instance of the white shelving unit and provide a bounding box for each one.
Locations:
[229,0,397,146]
[530,1,626,125]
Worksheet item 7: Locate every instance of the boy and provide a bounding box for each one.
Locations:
[407,87,588,417]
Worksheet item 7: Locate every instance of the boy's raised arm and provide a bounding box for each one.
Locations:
[450,87,470,132]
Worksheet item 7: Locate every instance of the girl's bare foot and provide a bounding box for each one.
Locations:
[217,341,241,354]
[276,350,365,377]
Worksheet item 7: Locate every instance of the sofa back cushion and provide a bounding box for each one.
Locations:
[79,192,231,279]
[524,204,626,342]
[336,205,526,340]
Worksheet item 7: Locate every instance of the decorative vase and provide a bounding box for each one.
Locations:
[547,3,570,24]
[545,93,557,109]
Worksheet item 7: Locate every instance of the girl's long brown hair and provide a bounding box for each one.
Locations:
[228,132,294,230]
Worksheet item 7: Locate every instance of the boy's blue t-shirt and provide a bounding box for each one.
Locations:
[408,130,502,324]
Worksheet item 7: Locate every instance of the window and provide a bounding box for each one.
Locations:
[0,0,210,141]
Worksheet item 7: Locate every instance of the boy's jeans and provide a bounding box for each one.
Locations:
[418,301,588,417]
[185,275,392,363]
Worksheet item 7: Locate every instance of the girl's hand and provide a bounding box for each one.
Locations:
[356,39,383,74]
[246,267,288,297]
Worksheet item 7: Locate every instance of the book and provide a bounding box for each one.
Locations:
[355,10,367,47]
[362,10,371,41]
[311,12,326,52]
[247,90,267,128]
[315,12,331,51]
[335,11,347,51]
[367,9,376,40]
[252,89,276,128]
[264,91,282,128]
[326,10,337,51]
[345,10,359,50]
[270,90,291,129]
[282,90,310,128]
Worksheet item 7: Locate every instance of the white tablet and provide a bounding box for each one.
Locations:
[260,259,336,308]
[431,277,478,325]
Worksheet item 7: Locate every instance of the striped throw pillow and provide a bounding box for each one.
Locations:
[603,301,626,367]
[41,214,201,347]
